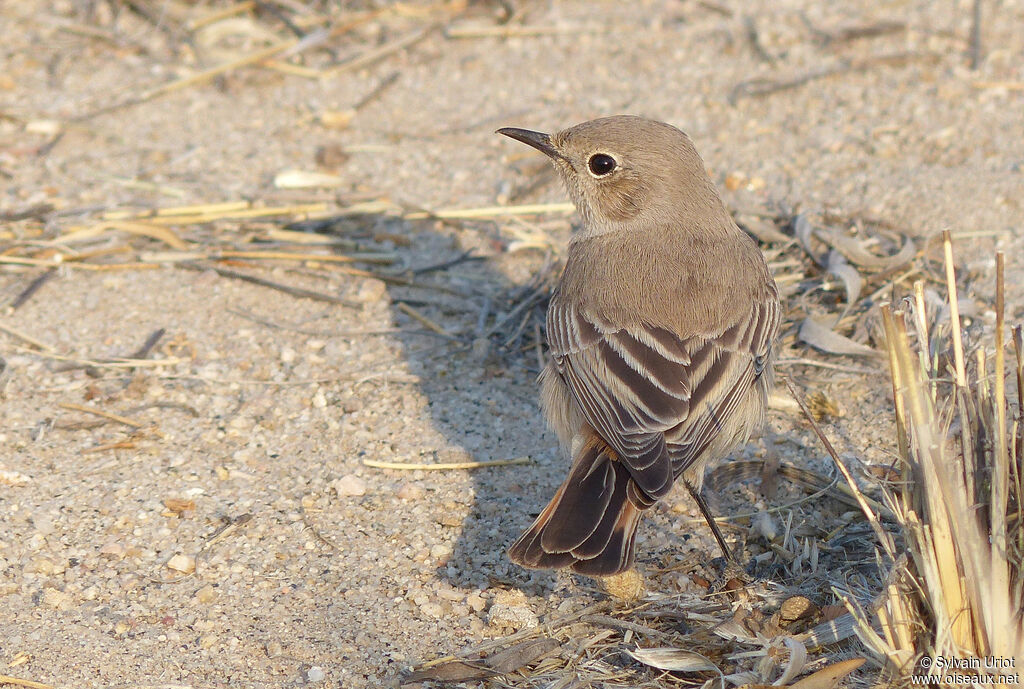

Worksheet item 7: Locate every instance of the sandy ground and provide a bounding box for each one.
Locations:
[1,1,1023,687]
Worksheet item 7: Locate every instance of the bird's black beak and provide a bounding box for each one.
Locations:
[497,127,567,163]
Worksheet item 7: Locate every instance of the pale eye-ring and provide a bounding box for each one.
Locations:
[587,153,616,176]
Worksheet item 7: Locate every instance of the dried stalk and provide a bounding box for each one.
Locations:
[857,243,1024,680]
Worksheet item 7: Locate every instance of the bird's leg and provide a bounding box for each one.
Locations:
[684,480,733,562]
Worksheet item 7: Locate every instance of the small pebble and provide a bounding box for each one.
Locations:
[469,338,490,362]
[42,588,73,610]
[332,474,366,497]
[436,513,461,528]
[436,586,462,602]
[354,279,387,303]
[419,602,443,619]
[487,589,538,631]
[26,557,55,575]
[315,143,349,168]
[465,592,486,612]
[163,498,196,516]
[228,416,252,431]
[306,666,325,683]
[167,554,196,574]
[779,595,817,623]
[194,584,216,603]
[32,511,55,535]
[396,483,423,500]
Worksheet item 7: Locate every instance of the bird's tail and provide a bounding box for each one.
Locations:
[508,433,652,576]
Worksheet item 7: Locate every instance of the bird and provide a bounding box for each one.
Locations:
[497,115,780,576]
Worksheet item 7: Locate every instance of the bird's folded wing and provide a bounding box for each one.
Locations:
[664,296,778,477]
[547,295,778,499]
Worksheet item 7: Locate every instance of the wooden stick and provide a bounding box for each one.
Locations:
[72,262,163,271]
[0,674,54,689]
[128,328,166,360]
[216,250,395,265]
[0,256,62,267]
[260,60,323,79]
[141,203,329,225]
[0,321,55,351]
[177,262,358,307]
[10,269,56,310]
[0,256,162,271]
[20,350,185,368]
[445,23,601,38]
[186,0,256,30]
[58,403,144,429]
[81,440,136,453]
[775,357,880,374]
[396,303,451,337]
[972,81,1024,91]
[57,220,188,249]
[103,201,249,220]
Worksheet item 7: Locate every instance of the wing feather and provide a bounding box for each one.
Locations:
[546,284,778,503]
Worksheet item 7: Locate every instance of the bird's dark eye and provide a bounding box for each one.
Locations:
[587,153,616,176]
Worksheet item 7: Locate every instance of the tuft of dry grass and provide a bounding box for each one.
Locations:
[848,234,1023,681]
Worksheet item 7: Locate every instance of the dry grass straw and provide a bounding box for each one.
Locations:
[361,456,531,471]
[853,233,1023,679]
[0,673,54,689]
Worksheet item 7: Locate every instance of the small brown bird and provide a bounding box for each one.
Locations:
[498,116,780,576]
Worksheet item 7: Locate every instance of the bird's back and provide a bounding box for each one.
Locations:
[557,221,774,341]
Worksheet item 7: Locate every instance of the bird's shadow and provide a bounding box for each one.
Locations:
[384,217,571,593]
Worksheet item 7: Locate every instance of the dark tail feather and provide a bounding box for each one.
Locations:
[507,435,645,576]
[570,500,641,575]
[506,480,577,570]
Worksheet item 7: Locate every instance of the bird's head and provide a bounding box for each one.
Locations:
[498,115,725,236]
